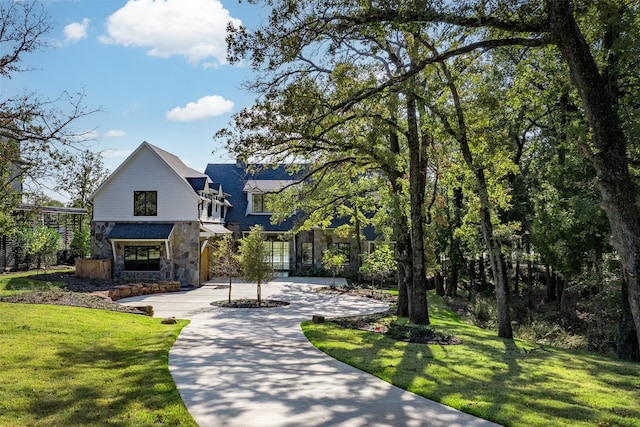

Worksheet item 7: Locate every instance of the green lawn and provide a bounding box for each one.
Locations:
[0,269,70,295]
[303,292,640,427]
[0,272,196,426]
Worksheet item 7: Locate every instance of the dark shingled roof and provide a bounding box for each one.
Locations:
[107,223,175,240]
[203,163,378,240]
[186,177,208,192]
[203,163,301,233]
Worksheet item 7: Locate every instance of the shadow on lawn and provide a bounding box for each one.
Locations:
[25,341,191,426]
[2,275,64,291]
[370,302,603,426]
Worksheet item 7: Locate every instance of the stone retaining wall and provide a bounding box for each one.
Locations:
[106,281,181,301]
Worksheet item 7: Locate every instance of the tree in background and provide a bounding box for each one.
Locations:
[220,0,640,357]
[360,245,396,296]
[25,226,59,273]
[212,234,241,303]
[237,225,275,306]
[70,228,90,260]
[55,149,109,214]
[322,247,347,286]
[1,1,95,230]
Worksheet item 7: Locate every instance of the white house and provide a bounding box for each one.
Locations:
[90,142,230,285]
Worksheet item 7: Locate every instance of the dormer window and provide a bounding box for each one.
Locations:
[251,193,272,214]
[134,191,157,216]
[244,179,297,215]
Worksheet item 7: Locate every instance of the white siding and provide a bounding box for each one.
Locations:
[93,147,198,222]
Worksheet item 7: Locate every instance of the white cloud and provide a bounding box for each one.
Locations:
[64,18,90,44]
[100,149,134,159]
[99,0,241,65]
[104,130,126,138]
[166,95,234,122]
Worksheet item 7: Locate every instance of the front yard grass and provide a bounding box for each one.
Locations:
[302,292,640,427]
[0,269,70,295]
[0,271,196,426]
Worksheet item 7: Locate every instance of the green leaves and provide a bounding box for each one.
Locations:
[237,225,276,286]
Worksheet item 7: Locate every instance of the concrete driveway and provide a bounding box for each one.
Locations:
[119,278,500,427]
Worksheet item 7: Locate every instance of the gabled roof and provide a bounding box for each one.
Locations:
[89,141,210,201]
[146,143,209,183]
[186,177,209,192]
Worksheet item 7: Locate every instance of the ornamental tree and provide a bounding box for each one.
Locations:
[237,225,275,306]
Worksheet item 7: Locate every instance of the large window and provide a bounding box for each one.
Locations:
[251,193,272,214]
[124,246,160,271]
[134,191,157,216]
[264,240,290,271]
[302,242,313,265]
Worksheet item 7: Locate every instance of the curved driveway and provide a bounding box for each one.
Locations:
[120,278,500,427]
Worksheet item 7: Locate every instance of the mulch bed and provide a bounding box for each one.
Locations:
[320,285,463,345]
[31,271,124,292]
[0,290,146,315]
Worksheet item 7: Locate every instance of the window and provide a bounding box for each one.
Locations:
[302,242,313,265]
[134,191,157,216]
[251,193,272,214]
[328,242,351,265]
[124,246,160,271]
[264,239,290,271]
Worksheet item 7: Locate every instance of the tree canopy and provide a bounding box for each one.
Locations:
[219,0,640,357]
[1,1,96,234]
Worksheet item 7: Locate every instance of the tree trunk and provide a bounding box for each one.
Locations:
[478,254,487,291]
[353,201,363,285]
[435,270,445,296]
[395,234,412,317]
[545,264,556,303]
[526,255,533,311]
[446,186,464,298]
[617,276,640,361]
[468,257,476,291]
[514,252,520,295]
[556,275,564,311]
[406,89,429,325]
[478,183,513,338]
[257,279,262,306]
[437,56,510,336]
[445,270,458,297]
[386,105,411,318]
[547,0,640,356]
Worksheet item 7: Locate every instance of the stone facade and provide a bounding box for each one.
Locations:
[91,221,201,285]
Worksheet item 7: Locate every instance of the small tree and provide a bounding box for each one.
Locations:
[237,225,275,306]
[70,229,90,259]
[27,226,60,273]
[322,247,347,286]
[212,234,241,303]
[360,245,396,296]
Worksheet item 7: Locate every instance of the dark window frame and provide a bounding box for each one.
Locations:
[134,191,157,216]
[328,242,351,266]
[251,193,272,214]
[302,242,313,266]
[124,245,161,271]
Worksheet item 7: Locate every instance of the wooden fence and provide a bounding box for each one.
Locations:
[75,259,112,280]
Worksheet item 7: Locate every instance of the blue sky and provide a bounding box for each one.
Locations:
[2,0,270,198]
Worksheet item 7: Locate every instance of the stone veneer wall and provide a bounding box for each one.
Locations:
[170,222,200,285]
[91,221,201,285]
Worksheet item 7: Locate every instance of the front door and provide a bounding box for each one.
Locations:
[199,244,210,284]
